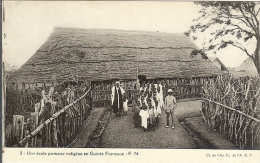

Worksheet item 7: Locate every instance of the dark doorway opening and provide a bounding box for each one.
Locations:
[138,75,146,86]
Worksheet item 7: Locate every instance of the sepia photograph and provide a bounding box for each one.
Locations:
[2,1,260,162]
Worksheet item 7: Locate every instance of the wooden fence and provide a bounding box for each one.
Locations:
[201,73,260,149]
[15,88,91,147]
[90,77,212,106]
[5,86,92,147]
[91,84,203,107]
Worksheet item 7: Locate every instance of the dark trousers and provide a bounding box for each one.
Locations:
[133,112,141,127]
[155,116,159,126]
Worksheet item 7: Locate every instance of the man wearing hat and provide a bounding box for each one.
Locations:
[164,89,177,128]
[111,81,125,117]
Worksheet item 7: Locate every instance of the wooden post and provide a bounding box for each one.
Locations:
[12,115,24,143]
[5,124,12,147]
[28,112,39,147]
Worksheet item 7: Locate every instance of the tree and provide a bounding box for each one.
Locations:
[185,2,260,75]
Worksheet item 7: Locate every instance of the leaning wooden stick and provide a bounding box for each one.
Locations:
[202,98,260,123]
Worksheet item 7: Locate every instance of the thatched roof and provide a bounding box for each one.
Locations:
[9,27,222,83]
[208,57,227,71]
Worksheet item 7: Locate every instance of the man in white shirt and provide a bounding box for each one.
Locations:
[111,81,125,117]
[164,89,177,129]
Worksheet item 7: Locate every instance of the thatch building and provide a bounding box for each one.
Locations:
[8,27,222,90]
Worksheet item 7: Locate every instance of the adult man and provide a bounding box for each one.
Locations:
[164,89,177,129]
[111,81,125,117]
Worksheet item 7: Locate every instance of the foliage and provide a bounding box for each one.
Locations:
[186,2,260,75]
[5,87,41,125]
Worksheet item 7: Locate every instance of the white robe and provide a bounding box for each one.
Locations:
[151,99,156,109]
[139,110,149,129]
[148,84,151,92]
[144,86,147,93]
[123,99,128,112]
[157,93,164,108]
[144,96,149,108]
[140,87,144,92]
[154,84,158,89]
[154,105,162,117]
[111,86,125,107]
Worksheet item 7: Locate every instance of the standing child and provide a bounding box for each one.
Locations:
[154,99,161,127]
[164,89,177,129]
[123,94,128,115]
[147,101,155,131]
[139,104,149,132]
[132,97,141,128]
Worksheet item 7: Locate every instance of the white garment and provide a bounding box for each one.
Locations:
[151,99,156,109]
[157,93,164,108]
[111,86,125,107]
[139,99,142,105]
[123,99,128,112]
[144,96,148,108]
[148,84,151,92]
[144,87,147,93]
[140,87,144,92]
[139,110,149,129]
[154,105,162,117]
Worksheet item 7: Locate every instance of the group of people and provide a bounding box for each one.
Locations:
[110,81,177,131]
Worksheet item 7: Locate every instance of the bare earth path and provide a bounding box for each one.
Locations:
[100,100,202,148]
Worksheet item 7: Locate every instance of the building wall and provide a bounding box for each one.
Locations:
[213,60,222,70]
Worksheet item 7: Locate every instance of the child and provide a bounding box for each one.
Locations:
[164,89,177,129]
[147,100,155,131]
[154,99,161,127]
[139,103,149,132]
[132,98,141,128]
[123,94,128,115]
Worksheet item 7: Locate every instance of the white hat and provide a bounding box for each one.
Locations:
[168,89,173,93]
[115,81,120,84]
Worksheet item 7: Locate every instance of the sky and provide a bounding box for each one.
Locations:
[3,1,249,69]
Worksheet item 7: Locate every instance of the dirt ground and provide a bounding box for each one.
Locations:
[70,107,107,148]
[175,99,202,121]
[100,100,202,148]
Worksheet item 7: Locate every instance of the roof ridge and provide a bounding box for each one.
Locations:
[52,26,187,36]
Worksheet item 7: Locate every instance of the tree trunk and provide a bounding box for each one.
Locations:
[254,39,260,76]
